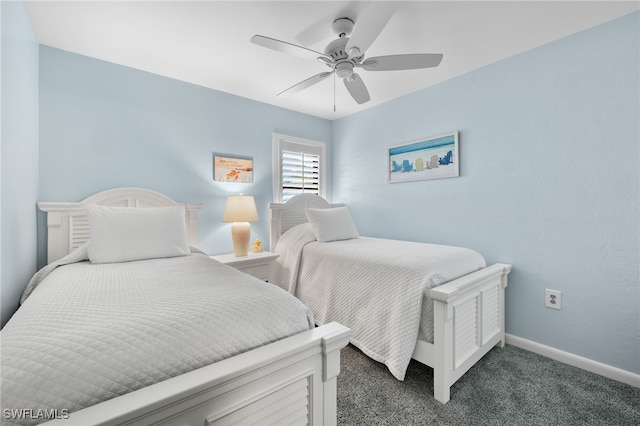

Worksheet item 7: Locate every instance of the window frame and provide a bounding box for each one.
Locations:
[272,133,326,203]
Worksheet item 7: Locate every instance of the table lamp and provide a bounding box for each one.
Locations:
[223,194,259,257]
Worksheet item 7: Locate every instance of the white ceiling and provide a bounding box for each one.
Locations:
[23,1,639,120]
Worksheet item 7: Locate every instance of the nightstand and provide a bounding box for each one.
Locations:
[210,251,280,281]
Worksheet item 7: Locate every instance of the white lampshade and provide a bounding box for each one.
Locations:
[223,194,258,257]
[223,194,259,223]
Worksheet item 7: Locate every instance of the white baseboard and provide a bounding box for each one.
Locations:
[505,334,640,388]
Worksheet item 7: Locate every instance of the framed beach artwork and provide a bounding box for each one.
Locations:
[387,131,459,183]
[213,154,253,183]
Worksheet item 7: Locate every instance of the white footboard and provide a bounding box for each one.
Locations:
[413,263,511,403]
[44,322,351,426]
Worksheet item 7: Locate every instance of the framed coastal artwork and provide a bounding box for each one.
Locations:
[387,131,459,183]
[213,154,253,183]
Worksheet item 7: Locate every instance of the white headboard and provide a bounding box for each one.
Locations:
[268,194,344,250]
[39,187,203,263]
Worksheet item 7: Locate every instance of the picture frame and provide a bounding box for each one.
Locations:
[213,153,253,183]
[387,131,459,183]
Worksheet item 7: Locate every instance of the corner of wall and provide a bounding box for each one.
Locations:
[1,0,40,327]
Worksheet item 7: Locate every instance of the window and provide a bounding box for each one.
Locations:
[273,133,326,203]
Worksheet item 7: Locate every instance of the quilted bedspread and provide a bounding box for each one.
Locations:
[270,223,485,380]
[1,247,314,425]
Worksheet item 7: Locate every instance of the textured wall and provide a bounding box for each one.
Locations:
[1,1,40,327]
[332,13,639,373]
[39,47,332,265]
[16,8,640,375]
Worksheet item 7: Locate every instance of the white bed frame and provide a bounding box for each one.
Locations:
[269,194,512,404]
[38,187,351,426]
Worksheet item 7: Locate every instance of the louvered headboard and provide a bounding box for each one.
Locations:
[268,194,343,250]
[39,187,203,263]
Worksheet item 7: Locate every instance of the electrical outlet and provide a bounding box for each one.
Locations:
[545,289,562,310]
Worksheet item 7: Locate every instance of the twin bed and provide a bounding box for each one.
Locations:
[1,187,511,425]
[269,194,512,404]
[1,188,350,426]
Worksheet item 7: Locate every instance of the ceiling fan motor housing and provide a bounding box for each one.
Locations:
[324,37,349,61]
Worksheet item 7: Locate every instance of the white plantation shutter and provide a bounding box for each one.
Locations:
[282,150,320,202]
[273,133,326,203]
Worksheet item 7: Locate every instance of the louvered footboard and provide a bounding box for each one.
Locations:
[412,263,511,403]
[44,322,351,426]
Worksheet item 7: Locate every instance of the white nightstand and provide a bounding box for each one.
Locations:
[210,251,280,281]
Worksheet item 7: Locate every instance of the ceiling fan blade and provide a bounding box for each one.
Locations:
[343,73,370,104]
[345,2,395,58]
[360,54,444,71]
[278,72,333,97]
[251,35,329,62]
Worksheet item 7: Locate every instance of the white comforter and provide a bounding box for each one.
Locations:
[1,247,314,425]
[269,223,485,380]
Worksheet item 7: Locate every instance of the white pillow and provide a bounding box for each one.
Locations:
[305,206,359,243]
[87,204,190,264]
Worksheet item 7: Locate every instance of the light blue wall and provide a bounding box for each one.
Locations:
[38,46,332,266]
[1,1,40,327]
[333,12,639,374]
[12,8,640,375]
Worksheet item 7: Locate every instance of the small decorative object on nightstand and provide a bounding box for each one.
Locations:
[210,251,279,281]
[252,238,264,253]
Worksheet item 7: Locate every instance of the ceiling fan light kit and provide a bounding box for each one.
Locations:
[251,8,443,108]
[335,62,353,79]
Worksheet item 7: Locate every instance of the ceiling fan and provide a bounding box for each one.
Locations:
[250,10,443,105]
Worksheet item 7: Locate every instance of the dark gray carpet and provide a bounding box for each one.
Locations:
[337,344,640,425]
